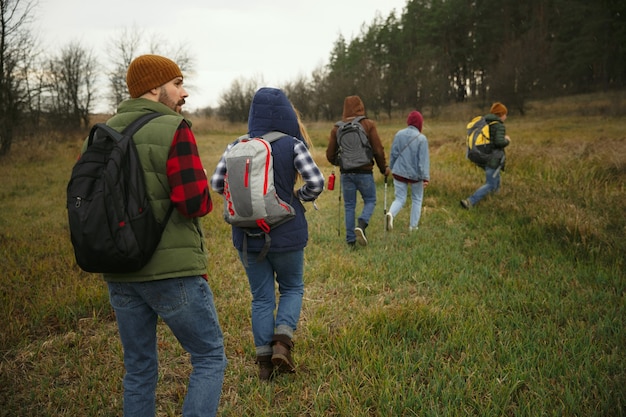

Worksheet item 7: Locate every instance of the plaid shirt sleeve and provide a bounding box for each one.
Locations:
[166,121,212,218]
[209,141,237,194]
[293,140,324,201]
[210,138,323,201]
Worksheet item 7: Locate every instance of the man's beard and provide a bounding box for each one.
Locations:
[159,89,185,112]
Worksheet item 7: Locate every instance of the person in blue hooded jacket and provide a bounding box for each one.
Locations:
[211,87,324,380]
[386,110,430,232]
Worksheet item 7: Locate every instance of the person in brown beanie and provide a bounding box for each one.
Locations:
[88,54,227,416]
[386,110,430,232]
[461,102,511,209]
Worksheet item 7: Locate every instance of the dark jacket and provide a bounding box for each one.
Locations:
[326,96,388,174]
[485,113,510,169]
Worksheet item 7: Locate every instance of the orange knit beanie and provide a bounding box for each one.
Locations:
[490,102,508,117]
[126,55,183,98]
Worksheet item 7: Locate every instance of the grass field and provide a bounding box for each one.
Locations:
[1,92,625,416]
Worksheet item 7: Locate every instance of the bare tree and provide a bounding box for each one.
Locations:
[106,27,194,112]
[0,0,36,156]
[45,42,96,129]
[282,75,313,119]
[218,76,261,123]
[106,26,142,112]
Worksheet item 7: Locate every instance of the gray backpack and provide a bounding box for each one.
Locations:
[222,132,296,261]
[335,115,373,170]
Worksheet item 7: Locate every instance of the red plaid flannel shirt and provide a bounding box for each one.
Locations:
[166,121,212,218]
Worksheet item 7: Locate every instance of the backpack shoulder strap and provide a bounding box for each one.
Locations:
[122,112,163,136]
[398,133,421,156]
[351,116,368,142]
[110,112,172,227]
[260,131,287,143]
[236,131,286,144]
[124,113,171,227]
[88,112,163,146]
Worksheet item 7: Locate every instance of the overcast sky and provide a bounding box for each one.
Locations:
[35,0,407,111]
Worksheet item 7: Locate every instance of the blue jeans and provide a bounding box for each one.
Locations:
[468,166,501,205]
[341,172,377,243]
[389,179,424,229]
[108,276,227,417]
[238,250,304,356]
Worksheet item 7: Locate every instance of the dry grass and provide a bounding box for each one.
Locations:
[1,91,625,416]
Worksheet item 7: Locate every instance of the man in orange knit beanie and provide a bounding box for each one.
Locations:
[95,54,227,416]
[461,102,511,209]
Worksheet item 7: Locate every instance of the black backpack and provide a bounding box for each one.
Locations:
[335,115,373,170]
[66,112,173,273]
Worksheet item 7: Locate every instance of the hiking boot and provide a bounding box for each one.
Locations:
[355,219,368,246]
[255,355,274,381]
[271,334,296,373]
[460,199,472,210]
[385,212,393,231]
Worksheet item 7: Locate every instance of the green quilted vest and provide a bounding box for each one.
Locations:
[101,99,209,282]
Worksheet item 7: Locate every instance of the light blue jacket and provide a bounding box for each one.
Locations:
[389,125,430,181]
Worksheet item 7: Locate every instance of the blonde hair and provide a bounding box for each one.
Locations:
[293,106,313,149]
[292,106,312,182]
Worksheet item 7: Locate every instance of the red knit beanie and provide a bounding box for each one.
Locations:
[407,111,423,131]
[126,55,183,98]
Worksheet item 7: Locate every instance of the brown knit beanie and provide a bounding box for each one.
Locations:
[490,102,508,117]
[126,54,183,98]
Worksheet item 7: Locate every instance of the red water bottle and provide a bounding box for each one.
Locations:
[328,171,335,190]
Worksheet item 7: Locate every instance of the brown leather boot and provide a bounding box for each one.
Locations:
[256,355,274,381]
[271,334,296,373]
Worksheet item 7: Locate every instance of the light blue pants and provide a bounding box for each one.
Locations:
[389,179,424,229]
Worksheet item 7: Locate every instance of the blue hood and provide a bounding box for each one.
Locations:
[248,87,303,141]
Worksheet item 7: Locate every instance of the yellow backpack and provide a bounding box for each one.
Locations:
[466,116,498,167]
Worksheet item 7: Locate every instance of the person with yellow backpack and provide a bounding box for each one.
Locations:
[461,102,511,209]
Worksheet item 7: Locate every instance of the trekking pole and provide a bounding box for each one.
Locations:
[492,154,506,178]
[383,175,388,232]
[337,171,342,237]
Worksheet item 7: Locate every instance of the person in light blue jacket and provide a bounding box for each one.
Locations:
[386,111,430,232]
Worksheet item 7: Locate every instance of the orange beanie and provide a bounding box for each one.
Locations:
[126,55,183,98]
[490,102,508,117]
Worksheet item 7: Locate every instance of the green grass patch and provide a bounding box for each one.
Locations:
[1,93,624,416]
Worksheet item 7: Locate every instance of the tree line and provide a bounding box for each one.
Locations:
[220,0,625,121]
[1,0,624,155]
[0,0,191,156]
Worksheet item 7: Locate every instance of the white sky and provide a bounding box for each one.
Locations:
[35,0,407,111]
